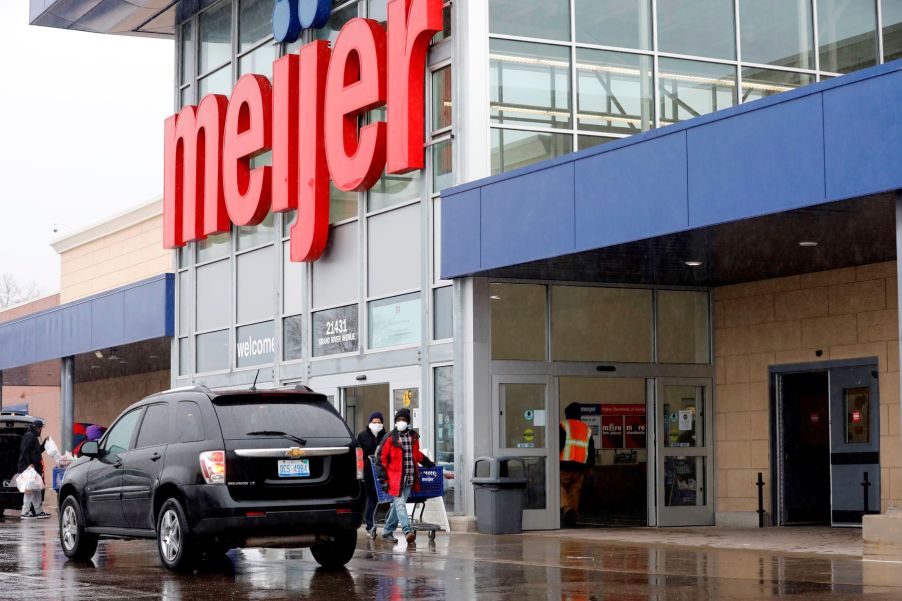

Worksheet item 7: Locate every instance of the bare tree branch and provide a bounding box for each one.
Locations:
[0,273,41,310]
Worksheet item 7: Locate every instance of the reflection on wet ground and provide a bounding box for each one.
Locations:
[0,519,901,600]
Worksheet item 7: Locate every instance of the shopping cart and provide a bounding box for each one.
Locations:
[368,457,444,541]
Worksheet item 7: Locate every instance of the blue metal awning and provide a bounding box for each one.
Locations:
[441,60,902,282]
[0,274,174,371]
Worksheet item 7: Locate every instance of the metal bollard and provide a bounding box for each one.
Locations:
[862,471,871,516]
[756,472,765,528]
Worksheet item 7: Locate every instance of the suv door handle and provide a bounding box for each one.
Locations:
[113,459,123,468]
[150,452,162,462]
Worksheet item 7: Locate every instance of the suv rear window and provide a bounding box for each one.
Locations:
[212,394,350,439]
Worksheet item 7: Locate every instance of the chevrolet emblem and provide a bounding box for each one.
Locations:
[286,447,305,458]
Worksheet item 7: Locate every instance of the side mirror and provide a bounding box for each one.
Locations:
[80,441,100,458]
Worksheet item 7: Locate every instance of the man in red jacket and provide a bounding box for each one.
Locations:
[375,408,434,544]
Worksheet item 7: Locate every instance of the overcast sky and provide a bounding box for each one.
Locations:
[0,2,173,295]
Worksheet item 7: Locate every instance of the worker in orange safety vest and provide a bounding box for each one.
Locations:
[559,402,595,528]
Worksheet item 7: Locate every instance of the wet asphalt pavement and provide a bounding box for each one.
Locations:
[1,518,902,600]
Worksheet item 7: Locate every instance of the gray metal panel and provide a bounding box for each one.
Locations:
[367,203,422,298]
[196,259,230,332]
[236,246,275,324]
[312,222,358,309]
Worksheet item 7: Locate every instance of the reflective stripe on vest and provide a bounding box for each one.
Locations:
[560,419,591,463]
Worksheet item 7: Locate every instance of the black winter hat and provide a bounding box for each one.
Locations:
[394,408,411,423]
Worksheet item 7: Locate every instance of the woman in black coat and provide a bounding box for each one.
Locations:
[356,411,386,534]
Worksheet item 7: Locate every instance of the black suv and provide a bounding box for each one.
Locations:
[57,386,364,571]
[0,413,42,515]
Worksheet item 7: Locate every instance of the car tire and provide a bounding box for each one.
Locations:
[59,496,99,561]
[156,498,196,572]
[310,530,357,569]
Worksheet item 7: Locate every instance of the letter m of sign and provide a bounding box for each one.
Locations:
[164,95,230,248]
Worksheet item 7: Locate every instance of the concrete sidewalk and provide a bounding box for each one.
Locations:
[526,526,865,558]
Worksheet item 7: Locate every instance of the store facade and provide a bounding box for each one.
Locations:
[30,0,902,530]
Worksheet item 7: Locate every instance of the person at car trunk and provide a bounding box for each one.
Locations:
[375,408,434,544]
[356,411,386,535]
[17,419,49,519]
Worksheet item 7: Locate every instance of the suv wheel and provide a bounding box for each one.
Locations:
[156,498,196,572]
[310,530,357,569]
[59,496,99,561]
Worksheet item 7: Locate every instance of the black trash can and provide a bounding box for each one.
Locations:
[471,456,528,534]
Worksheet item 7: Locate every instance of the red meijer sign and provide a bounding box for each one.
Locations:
[163,0,442,262]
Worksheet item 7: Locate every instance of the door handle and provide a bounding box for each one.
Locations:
[113,459,123,469]
[150,452,162,462]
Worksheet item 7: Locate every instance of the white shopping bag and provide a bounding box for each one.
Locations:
[44,437,62,462]
[17,466,44,492]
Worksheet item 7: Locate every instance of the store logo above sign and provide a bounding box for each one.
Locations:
[163,0,442,262]
[272,0,330,43]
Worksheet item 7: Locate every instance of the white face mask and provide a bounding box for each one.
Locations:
[368,423,383,435]
[396,421,409,432]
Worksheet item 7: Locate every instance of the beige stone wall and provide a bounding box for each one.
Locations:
[74,370,170,428]
[59,214,171,303]
[2,386,62,450]
[714,262,901,516]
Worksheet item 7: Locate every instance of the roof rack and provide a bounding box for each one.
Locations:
[164,384,214,395]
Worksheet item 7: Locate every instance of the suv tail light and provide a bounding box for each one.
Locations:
[200,450,226,484]
[356,448,364,480]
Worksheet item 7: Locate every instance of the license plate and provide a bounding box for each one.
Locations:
[277,459,310,478]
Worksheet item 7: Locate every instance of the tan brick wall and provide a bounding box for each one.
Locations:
[59,215,171,303]
[0,295,60,324]
[74,370,171,428]
[715,261,901,515]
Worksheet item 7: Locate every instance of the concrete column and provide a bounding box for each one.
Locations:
[60,356,74,452]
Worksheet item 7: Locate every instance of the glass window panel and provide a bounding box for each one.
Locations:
[199,1,232,74]
[741,68,814,103]
[664,456,706,506]
[663,385,705,447]
[739,0,814,69]
[656,291,711,364]
[197,232,230,263]
[237,246,275,323]
[500,383,546,449]
[368,292,422,349]
[574,0,652,51]
[434,366,456,513]
[312,304,359,356]
[490,39,572,129]
[176,401,205,443]
[316,2,358,44]
[490,283,546,360]
[817,0,878,73]
[657,0,736,60]
[368,171,422,212]
[283,241,303,315]
[103,409,143,454]
[432,139,453,193]
[432,66,452,131]
[136,403,170,448]
[491,128,573,175]
[178,271,190,335]
[199,65,232,97]
[239,43,276,78]
[330,183,359,223]
[551,286,653,363]
[844,387,870,444]
[312,222,358,308]
[368,0,387,25]
[239,0,273,53]
[250,149,272,169]
[283,315,303,361]
[196,260,231,332]
[433,285,453,340]
[885,0,902,62]
[489,0,570,41]
[177,245,188,269]
[180,21,193,85]
[658,58,737,126]
[178,337,190,376]
[282,210,296,238]
[432,3,452,42]
[196,329,230,372]
[180,85,194,109]
[367,203,421,297]
[236,320,276,367]
[559,378,647,456]
[576,48,654,135]
[237,212,275,250]
[578,135,617,151]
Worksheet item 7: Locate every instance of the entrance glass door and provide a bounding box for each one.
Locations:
[829,365,880,526]
[492,375,557,530]
[656,378,714,526]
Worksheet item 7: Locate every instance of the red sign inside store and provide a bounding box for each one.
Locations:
[163,0,442,262]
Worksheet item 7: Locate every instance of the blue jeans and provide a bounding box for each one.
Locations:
[383,484,412,535]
